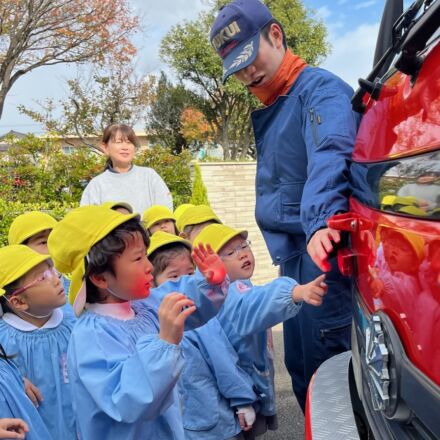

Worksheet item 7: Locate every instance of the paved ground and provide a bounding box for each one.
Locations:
[266,326,305,440]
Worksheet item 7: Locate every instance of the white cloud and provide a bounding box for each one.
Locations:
[321,22,380,89]
[316,6,331,21]
[354,1,377,10]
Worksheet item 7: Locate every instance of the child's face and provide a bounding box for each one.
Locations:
[10,261,66,315]
[149,219,176,235]
[382,231,419,274]
[26,229,51,254]
[102,130,136,169]
[218,236,255,282]
[155,250,195,286]
[106,231,154,300]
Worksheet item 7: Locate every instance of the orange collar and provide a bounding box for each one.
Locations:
[249,49,307,106]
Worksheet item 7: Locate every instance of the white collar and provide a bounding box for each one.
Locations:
[3,308,64,332]
[85,301,135,320]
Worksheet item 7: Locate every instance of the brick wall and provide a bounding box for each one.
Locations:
[198,162,278,285]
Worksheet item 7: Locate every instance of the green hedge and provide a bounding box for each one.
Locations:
[0,199,77,246]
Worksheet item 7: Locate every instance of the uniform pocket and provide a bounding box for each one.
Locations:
[312,316,352,366]
[279,182,305,234]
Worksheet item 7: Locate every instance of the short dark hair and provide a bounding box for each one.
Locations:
[149,243,193,283]
[261,19,287,49]
[85,218,149,303]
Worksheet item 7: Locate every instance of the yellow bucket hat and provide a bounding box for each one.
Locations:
[176,205,221,232]
[0,245,50,296]
[48,205,140,315]
[147,231,192,257]
[101,201,134,213]
[8,211,58,245]
[142,205,176,230]
[174,204,194,222]
[192,224,247,254]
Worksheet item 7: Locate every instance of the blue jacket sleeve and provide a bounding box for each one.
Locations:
[301,86,358,241]
[221,277,301,337]
[69,329,183,423]
[192,319,257,408]
[148,270,229,330]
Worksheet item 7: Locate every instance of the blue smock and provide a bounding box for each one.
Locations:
[68,300,185,439]
[147,269,229,330]
[217,277,301,416]
[0,357,52,440]
[180,317,257,439]
[0,309,75,439]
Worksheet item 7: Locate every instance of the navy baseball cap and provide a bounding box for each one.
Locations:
[210,0,273,82]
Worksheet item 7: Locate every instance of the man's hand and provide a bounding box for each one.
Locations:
[292,274,328,306]
[307,228,341,272]
[24,377,43,407]
[0,418,29,439]
[192,243,226,284]
[158,293,196,345]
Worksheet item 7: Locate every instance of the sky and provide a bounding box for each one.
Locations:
[0,0,393,134]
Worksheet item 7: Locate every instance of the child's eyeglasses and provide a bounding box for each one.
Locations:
[220,240,252,260]
[8,267,61,297]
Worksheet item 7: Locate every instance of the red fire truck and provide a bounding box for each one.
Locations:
[305,0,440,438]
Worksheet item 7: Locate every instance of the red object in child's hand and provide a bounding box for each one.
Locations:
[192,243,227,284]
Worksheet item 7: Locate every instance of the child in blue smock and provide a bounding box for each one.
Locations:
[0,244,74,439]
[0,344,51,440]
[194,224,328,438]
[148,231,258,440]
[47,205,229,440]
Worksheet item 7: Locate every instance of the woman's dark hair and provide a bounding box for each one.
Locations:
[102,124,140,170]
[85,218,149,303]
[261,19,287,49]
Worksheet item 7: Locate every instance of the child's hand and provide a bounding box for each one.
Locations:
[158,293,196,345]
[192,243,226,285]
[24,377,43,407]
[236,406,255,431]
[0,418,29,439]
[292,274,327,306]
[307,228,341,272]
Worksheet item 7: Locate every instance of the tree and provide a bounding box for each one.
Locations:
[146,72,197,154]
[160,0,328,160]
[180,107,214,147]
[0,0,139,119]
[19,62,152,151]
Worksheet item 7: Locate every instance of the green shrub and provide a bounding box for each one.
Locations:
[190,162,209,206]
[0,199,77,246]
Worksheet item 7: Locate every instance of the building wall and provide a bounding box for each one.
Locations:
[198,162,278,285]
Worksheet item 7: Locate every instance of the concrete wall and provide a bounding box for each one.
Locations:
[198,162,278,285]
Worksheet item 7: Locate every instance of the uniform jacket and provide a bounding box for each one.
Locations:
[252,66,359,264]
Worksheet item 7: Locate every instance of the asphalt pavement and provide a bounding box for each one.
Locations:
[266,326,305,440]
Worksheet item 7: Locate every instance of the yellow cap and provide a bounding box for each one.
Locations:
[142,205,176,230]
[0,245,50,296]
[174,204,194,222]
[192,224,247,253]
[398,205,428,217]
[176,205,221,232]
[8,211,57,245]
[147,231,192,256]
[68,260,85,312]
[101,201,134,213]
[48,205,139,275]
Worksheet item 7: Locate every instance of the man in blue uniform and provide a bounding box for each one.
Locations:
[210,0,359,412]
